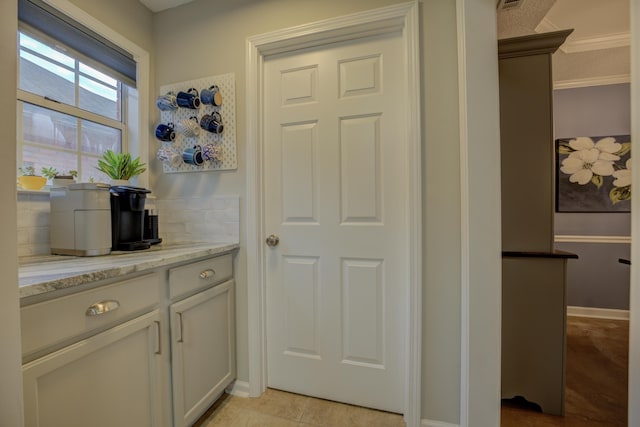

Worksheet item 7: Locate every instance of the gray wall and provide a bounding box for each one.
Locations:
[152,0,465,424]
[554,83,631,309]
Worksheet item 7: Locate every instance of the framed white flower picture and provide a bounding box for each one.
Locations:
[556,135,631,213]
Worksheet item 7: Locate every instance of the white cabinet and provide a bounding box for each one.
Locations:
[169,255,235,427]
[20,250,237,427]
[22,310,164,427]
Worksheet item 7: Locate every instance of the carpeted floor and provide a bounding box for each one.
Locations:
[501,316,629,427]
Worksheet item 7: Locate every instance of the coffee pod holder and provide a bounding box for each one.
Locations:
[157,72,237,173]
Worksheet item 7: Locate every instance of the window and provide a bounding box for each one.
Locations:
[17,0,137,184]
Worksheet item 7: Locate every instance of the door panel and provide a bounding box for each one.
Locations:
[281,122,318,222]
[265,32,407,413]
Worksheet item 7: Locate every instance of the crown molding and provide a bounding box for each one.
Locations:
[554,73,630,89]
[498,29,573,59]
[562,32,630,53]
[536,17,630,53]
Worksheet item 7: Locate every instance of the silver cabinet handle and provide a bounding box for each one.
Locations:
[199,269,215,279]
[176,312,184,343]
[154,320,161,355]
[85,300,120,316]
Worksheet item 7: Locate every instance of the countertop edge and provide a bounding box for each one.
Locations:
[19,243,239,300]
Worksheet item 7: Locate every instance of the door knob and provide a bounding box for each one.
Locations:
[266,234,280,247]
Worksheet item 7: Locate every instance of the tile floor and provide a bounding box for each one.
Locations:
[193,388,406,427]
[194,316,627,427]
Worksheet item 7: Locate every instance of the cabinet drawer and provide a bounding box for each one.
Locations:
[21,273,159,359]
[169,254,232,300]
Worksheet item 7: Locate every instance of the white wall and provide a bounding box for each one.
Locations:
[422,0,462,422]
[0,0,24,424]
[456,0,502,425]
[152,0,471,424]
[2,1,503,426]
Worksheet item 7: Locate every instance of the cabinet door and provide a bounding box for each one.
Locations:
[170,280,236,427]
[23,311,164,427]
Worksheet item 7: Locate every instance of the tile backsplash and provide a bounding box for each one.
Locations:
[17,191,51,257]
[155,195,239,245]
[17,191,239,257]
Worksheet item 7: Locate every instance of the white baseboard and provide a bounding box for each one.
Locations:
[421,419,460,427]
[226,380,250,398]
[567,305,630,320]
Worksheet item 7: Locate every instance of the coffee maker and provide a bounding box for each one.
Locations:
[50,183,112,256]
[110,186,152,251]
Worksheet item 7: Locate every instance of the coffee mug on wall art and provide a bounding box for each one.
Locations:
[175,116,200,138]
[156,91,178,111]
[201,85,223,106]
[202,143,222,162]
[176,88,201,109]
[155,122,176,142]
[157,147,182,168]
[200,112,224,134]
[182,145,204,166]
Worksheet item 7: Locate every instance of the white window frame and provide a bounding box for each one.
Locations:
[16,0,150,188]
[17,26,129,180]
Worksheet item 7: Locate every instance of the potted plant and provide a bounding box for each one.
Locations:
[41,167,78,187]
[18,165,47,190]
[95,150,146,185]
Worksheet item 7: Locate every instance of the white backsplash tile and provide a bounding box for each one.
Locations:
[156,195,239,245]
[17,192,51,257]
[17,192,240,257]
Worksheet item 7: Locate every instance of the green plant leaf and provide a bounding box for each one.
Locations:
[615,142,631,157]
[40,167,59,180]
[557,144,573,155]
[610,186,632,205]
[591,174,603,189]
[95,150,146,180]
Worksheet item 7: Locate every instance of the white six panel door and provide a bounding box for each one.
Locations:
[264,32,407,413]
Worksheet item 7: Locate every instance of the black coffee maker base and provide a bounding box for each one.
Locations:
[115,241,151,251]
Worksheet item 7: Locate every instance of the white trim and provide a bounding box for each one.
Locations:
[554,74,631,90]
[536,17,630,53]
[404,3,423,426]
[246,3,421,426]
[226,380,250,398]
[42,0,151,189]
[567,306,630,320]
[631,0,640,424]
[455,0,470,425]
[457,1,502,426]
[421,419,460,427]
[562,32,630,54]
[554,235,631,244]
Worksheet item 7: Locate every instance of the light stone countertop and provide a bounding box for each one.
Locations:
[19,242,239,300]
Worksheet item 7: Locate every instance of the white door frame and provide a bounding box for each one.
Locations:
[245,2,422,425]
[629,1,640,425]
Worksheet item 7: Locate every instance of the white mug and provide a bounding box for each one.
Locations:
[157,147,182,167]
[175,116,200,138]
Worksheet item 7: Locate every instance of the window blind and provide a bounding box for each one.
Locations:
[18,0,136,87]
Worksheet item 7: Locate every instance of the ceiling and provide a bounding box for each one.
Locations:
[138,0,194,13]
[139,0,630,86]
[498,0,630,86]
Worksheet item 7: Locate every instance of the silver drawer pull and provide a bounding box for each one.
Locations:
[85,300,120,316]
[199,269,215,279]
